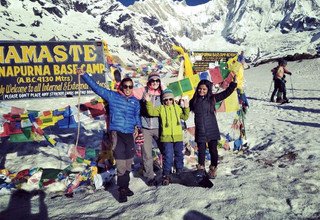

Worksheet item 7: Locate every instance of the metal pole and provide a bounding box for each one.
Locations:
[290,75,294,98]
[268,80,273,95]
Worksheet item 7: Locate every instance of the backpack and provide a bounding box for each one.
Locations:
[271,66,278,80]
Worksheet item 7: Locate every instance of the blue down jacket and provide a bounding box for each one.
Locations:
[82,73,141,134]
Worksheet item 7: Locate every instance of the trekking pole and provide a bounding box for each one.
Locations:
[290,75,294,98]
[268,80,273,95]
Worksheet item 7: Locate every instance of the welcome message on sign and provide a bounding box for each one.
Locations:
[192,51,238,73]
[0,41,107,100]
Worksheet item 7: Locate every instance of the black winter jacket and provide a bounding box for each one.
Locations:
[191,82,237,143]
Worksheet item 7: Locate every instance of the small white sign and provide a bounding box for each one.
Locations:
[194,55,203,61]
[209,63,216,68]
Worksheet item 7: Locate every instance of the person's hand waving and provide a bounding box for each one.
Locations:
[184,99,189,108]
[144,93,151,102]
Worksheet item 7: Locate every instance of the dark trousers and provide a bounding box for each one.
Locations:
[281,80,287,100]
[113,131,135,189]
[197,140,218,167]
[117,170,130,189]
[271,78,282,101]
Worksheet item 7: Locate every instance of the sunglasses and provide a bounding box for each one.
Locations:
[163,98,174,102]
[150,79,160,83]
[123,84,133,89]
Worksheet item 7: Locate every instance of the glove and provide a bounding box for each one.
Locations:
[134,128,144,157]
[135,128,144,146]
[288,72,292,75]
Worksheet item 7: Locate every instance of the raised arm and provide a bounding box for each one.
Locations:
[180,107,190,121]
[77,67,113,102]
[146,101,161,117]
[214,82,237,102]
[179,98,190,121]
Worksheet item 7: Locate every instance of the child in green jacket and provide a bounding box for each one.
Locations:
[145,89,190,185]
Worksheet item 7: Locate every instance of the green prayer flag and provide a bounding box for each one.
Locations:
[179,78,193,92]
[167,81,182,97]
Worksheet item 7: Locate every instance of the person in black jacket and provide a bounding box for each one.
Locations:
[190,76,237,178]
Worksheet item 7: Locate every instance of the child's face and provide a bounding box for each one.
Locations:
[198,84,208,96]
[163,98,174,106]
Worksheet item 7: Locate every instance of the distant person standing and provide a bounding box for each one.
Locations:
[270,59,292,103]
[237,50,244,64]
[237,50,250,69]
[77,67,141,203]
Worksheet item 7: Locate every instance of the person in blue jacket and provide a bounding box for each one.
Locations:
[77,68,142,203]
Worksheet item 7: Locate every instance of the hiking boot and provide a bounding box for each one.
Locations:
[125,187,134,197]
[162,175,170,186]
[175,169,183,175]
[196,164,205,170]
[208,165,217,179]
[276,92,283,103]
[118,188,128,203]
[276,98,284,103]
[146,178,157,186]
[282,98,289,103]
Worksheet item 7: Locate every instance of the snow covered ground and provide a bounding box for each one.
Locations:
[0,58,320,219]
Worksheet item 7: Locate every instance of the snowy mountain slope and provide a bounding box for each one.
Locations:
[0,59,319,219]
[130,0,320,62]
[0,0,319,64]
[0,0,178,64]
